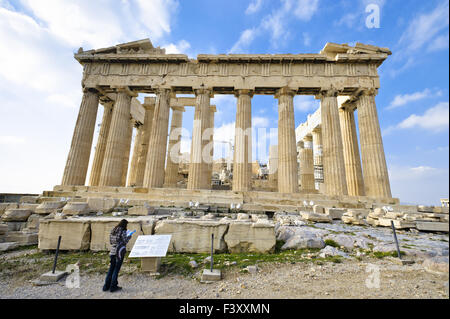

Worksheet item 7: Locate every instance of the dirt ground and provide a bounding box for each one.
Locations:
[0,248,448,299]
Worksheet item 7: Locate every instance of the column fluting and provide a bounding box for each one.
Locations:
[62,89,99,186]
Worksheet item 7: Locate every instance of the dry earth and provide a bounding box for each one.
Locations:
[0,248,448,299]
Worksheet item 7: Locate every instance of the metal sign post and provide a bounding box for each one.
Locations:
[52,236,62,274]
[390,221,402,260]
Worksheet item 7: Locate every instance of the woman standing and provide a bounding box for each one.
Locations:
[103,219,132,292]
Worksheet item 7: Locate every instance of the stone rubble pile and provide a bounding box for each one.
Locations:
[1,196,448,259]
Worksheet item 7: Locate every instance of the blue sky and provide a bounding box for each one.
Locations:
[0,0,448,205]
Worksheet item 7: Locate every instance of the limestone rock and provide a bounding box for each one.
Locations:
[319,246,349,258]
[25,214,41,231]
[416,221,449,233]
[62,202,89,216]
[6,221,27,231]
[324,208,346,220]
[224,221,276,253]
[237,213,250,220]
[422,256,449,274]
[300,211,332,223]
[128,205,153,216]
[0,203,18,216]
[281,234,325,250]
[19,196,39,204]
[1,209,33,222]
[155,219,229,253]
[38,220,91,250]
[418,205,434,213]
[342,209,368,225]
[324,234,355,250]
[0,242,19,252]
[18,203,39,211]
[0,223,8,235]
[313,205,325,214]
[86,198,118,213]
[35,201,66,215]
[5,231,38,245]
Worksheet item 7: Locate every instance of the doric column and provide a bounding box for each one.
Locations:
[134,98,155,187]
[339,103,365,196]
[268,145,278,187]
[99,88,135,187]
[319,88,348,196]
[187,89,212,190]
[299,135,315,191]
[311,127,324,191]
[164,106,185,188]
[62,89,99,186]
[120,118,134,186]
[204,105,216,189]
[357,89,392,198]
[127,123,143,187]
[233,90,253,192]
[89,101,113,186]
[143,89,171,188]
[275,87,298,193]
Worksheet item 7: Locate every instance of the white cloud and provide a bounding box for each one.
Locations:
[292,0,319,21]
[294,95,319,112]
[18,0,178,48]
[397,102,449,132]
[384,102,449,135]
[302,32,311,46]
[229,28,258,53]
[246,0,263,15]
[164,40,192,55]
[230,0,320,51]
[399,1,449,53]
[253,117,270,127]
[386,88,442,110]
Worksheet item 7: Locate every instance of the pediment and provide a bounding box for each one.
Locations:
[77,38,166,56]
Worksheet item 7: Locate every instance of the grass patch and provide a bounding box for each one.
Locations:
[372,250,405,259]
[324,239,340,248]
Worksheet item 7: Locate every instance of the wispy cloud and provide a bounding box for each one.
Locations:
[229,0,320,52]
[383,101,449,135]
[386,88,442,110]
[391,1,449,76]
[246,0,263,15]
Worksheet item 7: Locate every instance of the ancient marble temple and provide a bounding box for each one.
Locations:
[56,39,397,208]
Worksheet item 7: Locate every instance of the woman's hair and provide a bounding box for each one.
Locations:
[112,219,128,235]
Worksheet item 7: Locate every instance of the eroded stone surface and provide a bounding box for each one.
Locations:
[224,221,276,253]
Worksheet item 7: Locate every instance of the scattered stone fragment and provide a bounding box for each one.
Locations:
[422,256,449,275]
[1,209,33,222]
[319,246,349,258]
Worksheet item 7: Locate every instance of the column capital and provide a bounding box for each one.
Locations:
[143,97,156,110]
[155,87,172,95]
[312,126,322,134]
[82,87,99,94]
[171,106,186,112]
[359,88,378,97]
[114,86,138,97]
[316,87,340,99]
[275,87,297,98]
[303,134,313,142]
[234,89,254,97]
[194,88,213,97]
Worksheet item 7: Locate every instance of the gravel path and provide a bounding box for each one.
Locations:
[1,258,448,299]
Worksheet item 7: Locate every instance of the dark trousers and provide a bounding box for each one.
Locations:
[103,254,124,291]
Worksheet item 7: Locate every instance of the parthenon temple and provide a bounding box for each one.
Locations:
[48,39,399,210]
